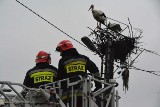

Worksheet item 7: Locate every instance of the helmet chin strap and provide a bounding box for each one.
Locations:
[60,52,62,56]
[48,59,51,64]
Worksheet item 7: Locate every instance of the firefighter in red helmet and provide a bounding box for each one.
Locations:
[56,40,102,106]
[23,51,58,88]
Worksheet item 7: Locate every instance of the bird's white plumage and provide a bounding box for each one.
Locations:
[88,5,106,26]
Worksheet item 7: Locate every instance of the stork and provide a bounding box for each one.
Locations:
[88,5,107,27]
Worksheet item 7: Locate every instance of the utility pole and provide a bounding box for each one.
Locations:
[105,38,114,81]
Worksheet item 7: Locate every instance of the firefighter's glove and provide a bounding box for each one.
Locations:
[94,81,102,92]
[21,91,27,98]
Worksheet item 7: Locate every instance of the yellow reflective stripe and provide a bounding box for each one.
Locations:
[61,93,83,100]
[65,61,86,66]
[31,71,54,78]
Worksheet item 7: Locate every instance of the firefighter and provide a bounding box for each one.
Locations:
[23,51,58,88]
[56,40,102,106]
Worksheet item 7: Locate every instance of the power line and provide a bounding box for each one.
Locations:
[15,0,160,57]
[139,48,160,57]
[131,66,160,76]
[15,0,87,48]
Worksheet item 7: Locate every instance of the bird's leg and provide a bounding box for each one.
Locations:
[96,21,99,28]
[98,22,102,28]
[99,23,101,28]
[96,22,101,29]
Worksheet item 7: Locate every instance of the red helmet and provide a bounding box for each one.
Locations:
[56,40,74,52]
[35,51,51,63]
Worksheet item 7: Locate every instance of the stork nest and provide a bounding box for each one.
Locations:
[94,28,137,63]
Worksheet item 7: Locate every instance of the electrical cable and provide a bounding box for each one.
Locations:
[131,66,160,76]
[15,0,87,48]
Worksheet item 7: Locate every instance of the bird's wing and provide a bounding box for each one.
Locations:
[100,13,106,18]
[93,10,106,17]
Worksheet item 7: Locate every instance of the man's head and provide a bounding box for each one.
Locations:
[35,51,51,64]
[56,40,74,52]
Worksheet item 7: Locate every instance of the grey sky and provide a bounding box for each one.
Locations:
[0,0,160,107]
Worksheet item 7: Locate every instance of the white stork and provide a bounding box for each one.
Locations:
[88,5,107,27]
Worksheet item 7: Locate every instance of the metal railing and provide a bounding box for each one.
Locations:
[0,74,119,107]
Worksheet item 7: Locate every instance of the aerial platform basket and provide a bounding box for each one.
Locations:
[0,75,119,107]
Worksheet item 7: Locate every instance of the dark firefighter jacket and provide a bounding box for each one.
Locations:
[57,48,101,90]
[23,63,58,88]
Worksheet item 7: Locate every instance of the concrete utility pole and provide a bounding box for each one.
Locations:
[105,38,114,81]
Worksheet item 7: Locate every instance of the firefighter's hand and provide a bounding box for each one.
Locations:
[93,81,102,92]
[21,91,27,98]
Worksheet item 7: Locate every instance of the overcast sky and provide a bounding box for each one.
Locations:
[0,0,160,107]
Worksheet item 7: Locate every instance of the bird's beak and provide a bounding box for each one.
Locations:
[88,6,91,11]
